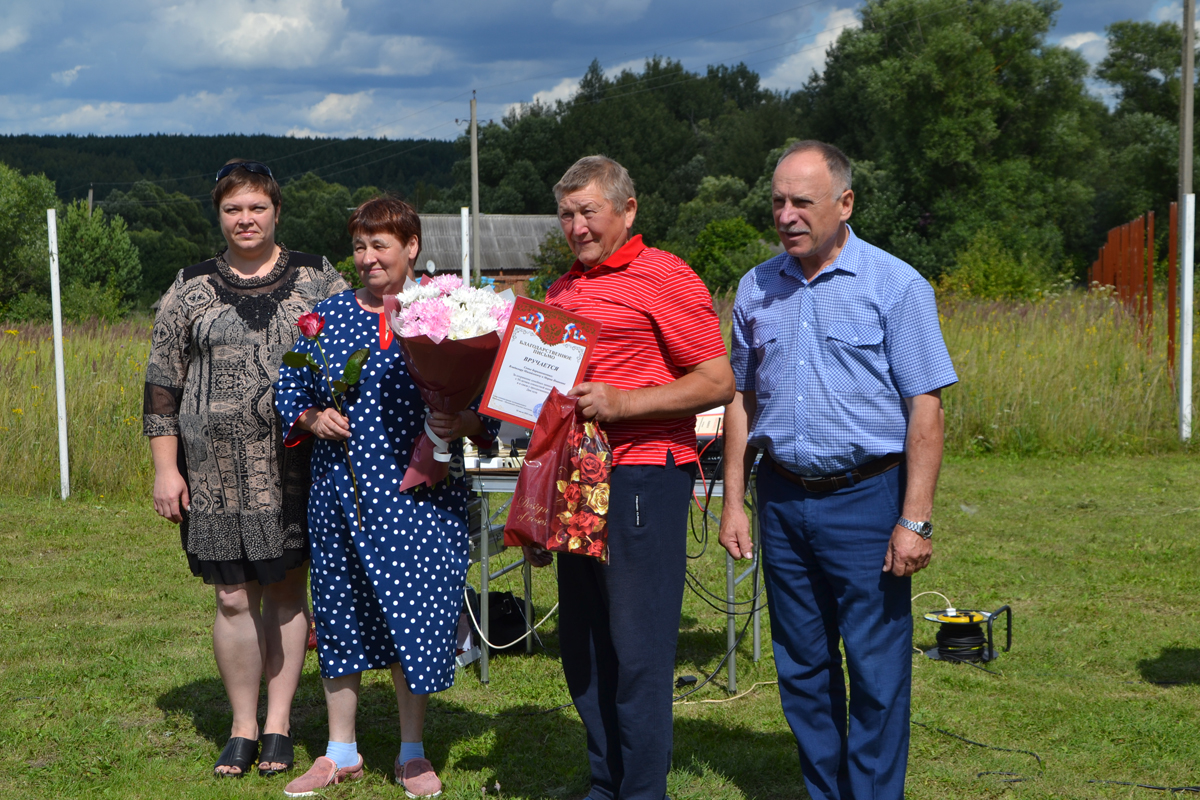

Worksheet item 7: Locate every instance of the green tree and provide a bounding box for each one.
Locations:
[690,217,774,292]
[661,175,751,259]
[1097,21,1186,120]
[57,199,142,305]
[803,0,1104,275]
[940,227,1059,300]
[100,180,216,295]
[0,162,57,310]
[1093,21,1187,251]
[527,230,576,300]
[275,173,354,261]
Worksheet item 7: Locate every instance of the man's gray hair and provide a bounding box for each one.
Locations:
[776,140,852,194]
[553,155,637,207]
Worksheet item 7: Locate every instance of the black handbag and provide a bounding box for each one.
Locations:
[464,587,533,653]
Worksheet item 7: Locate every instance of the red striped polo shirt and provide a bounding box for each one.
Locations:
[545,235,728,466]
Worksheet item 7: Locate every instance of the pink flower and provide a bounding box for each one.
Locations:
[489,302,512,331]
[297,312,324,339]
[402,298,452,343]
[430,274,464,295]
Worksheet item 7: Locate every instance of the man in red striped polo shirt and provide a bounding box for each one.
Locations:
[526,155,734,800]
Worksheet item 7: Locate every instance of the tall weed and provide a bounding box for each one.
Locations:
[0,318,152,499]
[940,290,1181,455]
[0,293,1192,500]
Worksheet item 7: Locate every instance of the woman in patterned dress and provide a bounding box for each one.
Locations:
[274,196,497,798]
[144,160,348,778]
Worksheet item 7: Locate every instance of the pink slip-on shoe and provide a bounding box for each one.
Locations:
[396,756,443,798]
[283,755,364,797]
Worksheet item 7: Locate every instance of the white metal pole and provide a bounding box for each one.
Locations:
[461,206,470,284]
[47,209,70,499]
[470,93,481,288]
[1181,193,1195,441]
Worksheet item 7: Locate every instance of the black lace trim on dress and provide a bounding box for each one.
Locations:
[214,244,292,289]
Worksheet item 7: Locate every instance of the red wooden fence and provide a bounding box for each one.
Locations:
[1089,208,1175,369]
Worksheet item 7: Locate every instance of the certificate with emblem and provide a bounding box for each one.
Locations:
[479,297,602,428]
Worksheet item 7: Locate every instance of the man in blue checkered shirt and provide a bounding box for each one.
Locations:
[720,140,957,800]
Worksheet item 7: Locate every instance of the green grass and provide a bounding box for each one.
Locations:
[3,456,1200,798]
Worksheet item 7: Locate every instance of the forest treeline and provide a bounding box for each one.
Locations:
[0,0,1187,320]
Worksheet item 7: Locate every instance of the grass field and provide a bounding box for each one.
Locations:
[2,456,1200,799]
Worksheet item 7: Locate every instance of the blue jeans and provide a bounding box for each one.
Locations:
[758,460,912,800]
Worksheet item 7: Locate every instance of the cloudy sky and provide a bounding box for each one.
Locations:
[0,0,1184,140]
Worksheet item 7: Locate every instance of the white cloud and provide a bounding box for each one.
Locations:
[550,0,652,25]
[505,76,578,118]
[0,24,29,53]
[51,64,88,86]
[1059,31,1107,65]
[305,91,375,126]
[147,0,347,69]
[762,7,859,92]
[332,33,448,76]
[1152,1,1182,24]
[534,76,578,105]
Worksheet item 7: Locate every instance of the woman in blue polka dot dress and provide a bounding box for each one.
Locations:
[274,197,498,798]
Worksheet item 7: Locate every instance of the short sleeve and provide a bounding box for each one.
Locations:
[730,290,757,393]
[884,278,958,398]
[653,261,728,369]
[143,275,191,437]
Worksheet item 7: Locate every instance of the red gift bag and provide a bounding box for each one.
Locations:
[504,387,612,563]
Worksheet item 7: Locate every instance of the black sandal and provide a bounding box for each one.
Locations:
[213,736,258,778]
[258,732,294,777]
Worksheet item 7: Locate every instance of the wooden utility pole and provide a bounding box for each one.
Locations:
[1181,0,1196,440]
[87,185,93,217]
[470,92,481,288]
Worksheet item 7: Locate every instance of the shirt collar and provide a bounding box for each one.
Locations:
[780,225,860,282]
[568,234,646,276]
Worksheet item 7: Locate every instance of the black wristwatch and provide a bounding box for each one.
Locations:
[897,517,933,539]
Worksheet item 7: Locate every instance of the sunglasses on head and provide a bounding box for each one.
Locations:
[215,161,273,181]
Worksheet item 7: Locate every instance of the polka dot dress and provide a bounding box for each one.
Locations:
[274,291,496,692]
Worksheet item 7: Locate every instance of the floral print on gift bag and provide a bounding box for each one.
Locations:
[504,387,612,563]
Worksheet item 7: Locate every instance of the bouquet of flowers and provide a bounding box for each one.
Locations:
[383,275,514,490]
[504,388,611,562]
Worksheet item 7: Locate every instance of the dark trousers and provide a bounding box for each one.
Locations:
[758,461,912,800]
[557,454,694,800]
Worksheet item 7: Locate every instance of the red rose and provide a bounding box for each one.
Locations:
[586,538,605,558]
[567,510,603,539]
[568,428,584,448]
[578,452,608,483]
[297,312,325,339]
[563,483,583,507]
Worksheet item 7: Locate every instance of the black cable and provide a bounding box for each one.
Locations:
[675,605,756,702]
[429,700,575,718]
[911,721,1043,777]
[934,622,988,662]
[684,571,763,609]
[1087,780,1200,793]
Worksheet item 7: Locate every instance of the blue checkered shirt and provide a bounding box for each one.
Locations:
[730,227,957,476]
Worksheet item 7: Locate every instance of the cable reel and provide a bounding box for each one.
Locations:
[922,605,1012,663]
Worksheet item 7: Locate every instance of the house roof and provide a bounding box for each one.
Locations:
[417,214,559,275]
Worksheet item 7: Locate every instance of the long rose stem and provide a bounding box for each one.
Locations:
[341,440,364,531]
[314,337,365,532]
